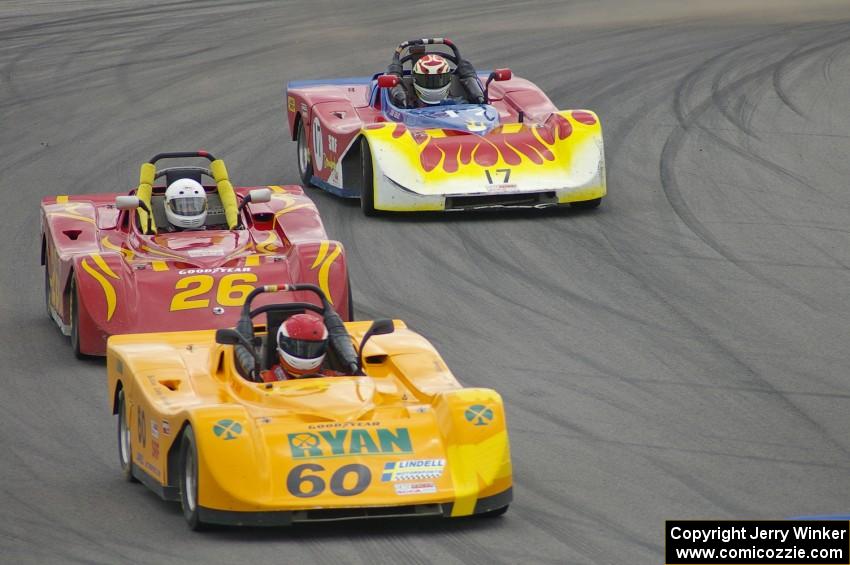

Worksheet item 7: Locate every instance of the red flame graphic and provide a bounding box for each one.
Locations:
[416,113,574,174]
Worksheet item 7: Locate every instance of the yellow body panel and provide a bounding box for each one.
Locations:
[107,320,512,518]
[360,110,606,211]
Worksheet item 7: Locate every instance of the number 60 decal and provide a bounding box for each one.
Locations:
[287,463,371,498]
[170,273,258,311]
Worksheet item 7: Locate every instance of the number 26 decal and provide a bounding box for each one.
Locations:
[170,273,258,311]
[485,168,511,184]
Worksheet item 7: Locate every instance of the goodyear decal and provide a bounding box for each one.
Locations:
[80,253,118,321]
[310,240,342,305]
[287,427,411,459]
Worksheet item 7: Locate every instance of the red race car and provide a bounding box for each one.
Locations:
[41,151,351,357]
[285,38,606,214]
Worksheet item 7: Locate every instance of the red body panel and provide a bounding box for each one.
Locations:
[42,185,350,355]
[285,74,560,187]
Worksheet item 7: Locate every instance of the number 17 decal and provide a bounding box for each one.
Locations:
[485,168,511,184]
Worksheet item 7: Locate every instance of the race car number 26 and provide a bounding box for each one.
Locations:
[287,463,371,498]
[170,273,258,311]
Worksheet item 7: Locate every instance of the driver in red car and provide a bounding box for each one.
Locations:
[260,314,343,381]
[389,53,485,108]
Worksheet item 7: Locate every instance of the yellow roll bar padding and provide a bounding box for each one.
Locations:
[137,163,157,233]
[210,159,239,229]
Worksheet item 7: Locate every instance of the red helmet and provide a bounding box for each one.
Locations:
[276,314,328,377]
[413,54,452,105]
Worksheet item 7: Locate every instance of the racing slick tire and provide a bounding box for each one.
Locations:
[117,389,138,483]
[571,197,602,210]
[296,118,314,187]
[179,426,205,531]
[360,137,377,216]
[43,259,51,320]
[69,277,85,359]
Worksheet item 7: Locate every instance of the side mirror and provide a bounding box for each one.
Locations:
[492,68,512,81]
[249,188,272,204]
[377,74,400,88]
[357,319,395,373]
[115,195,141,211]
[238,188,273,216]
[215,328,243,345]
[484,68,512,104]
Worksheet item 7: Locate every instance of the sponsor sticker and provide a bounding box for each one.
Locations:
[464,404,494,426]
[213,419,242,440]
[382,459,445,482]
[177,267,251,275]
[151,438,159,459]
[150,420,160,440]
[287,96,296,112]
[287,427,412,459]
[394,482,436,496]
[187,248,225,258]
[161,420,171,436]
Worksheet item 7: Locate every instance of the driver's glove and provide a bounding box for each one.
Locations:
[390,84,409,108]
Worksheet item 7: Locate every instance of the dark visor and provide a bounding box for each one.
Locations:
[414,72,451,90]
[168,197,207,216]
[278,336,327,360]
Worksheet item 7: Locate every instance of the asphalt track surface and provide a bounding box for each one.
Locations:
[2,1,850,563]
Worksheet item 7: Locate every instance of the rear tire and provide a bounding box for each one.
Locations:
[69,278,85,359]
[296,118,314,187]
[44,258,52,320]
[117,389,138,483]
[179,426,204,531]
[360,137,377,216]
[345,274,355,322]
[571,197,601,210]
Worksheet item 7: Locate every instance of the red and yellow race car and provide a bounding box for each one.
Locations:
[286,38,605,214]
[41,151,351,357]
[107,284,512,528]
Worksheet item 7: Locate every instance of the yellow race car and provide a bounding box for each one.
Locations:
[107,283,512,528]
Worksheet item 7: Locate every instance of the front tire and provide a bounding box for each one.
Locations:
[296,118,314,187]
[360,137,377,216]
[117,389,137,482]
[179,426,204,530]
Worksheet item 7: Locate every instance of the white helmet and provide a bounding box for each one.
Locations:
[413,54,452,105]
[164,178,207,229]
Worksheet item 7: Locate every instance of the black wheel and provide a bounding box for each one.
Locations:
[296,118,314,187]
[571,197,601,210]
[69,277,84,359]
[179,426,205,531]
[479,504,509,518]
[360,137,377,216]
[44,259,51,320]
[345,274,354,322]
[117,389,138,482]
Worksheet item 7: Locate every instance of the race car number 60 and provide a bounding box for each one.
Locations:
[287,463,371,498]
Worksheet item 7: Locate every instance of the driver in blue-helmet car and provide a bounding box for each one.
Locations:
[388,53,486,108]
